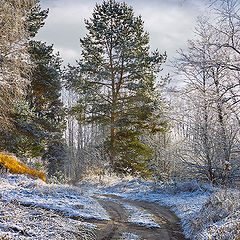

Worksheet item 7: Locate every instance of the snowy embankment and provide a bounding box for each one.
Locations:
[0,174,108,239]
[79,175,240,240]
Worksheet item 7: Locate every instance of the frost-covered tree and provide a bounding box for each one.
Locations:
[67,0,167,174]
[209,0,240,72]
[0,1,65,161]
[0,0,35,131]
[173,11,240,183]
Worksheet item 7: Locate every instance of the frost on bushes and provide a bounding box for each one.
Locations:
[163,180,211,194]
[185,189,240,240]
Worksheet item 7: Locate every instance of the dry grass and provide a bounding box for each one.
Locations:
[0,153,46,182]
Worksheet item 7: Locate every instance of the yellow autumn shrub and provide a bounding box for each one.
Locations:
[0,153,46,182]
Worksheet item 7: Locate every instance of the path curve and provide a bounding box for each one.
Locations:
[91,194,187,240]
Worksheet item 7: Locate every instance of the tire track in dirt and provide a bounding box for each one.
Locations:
[89,194,187,240]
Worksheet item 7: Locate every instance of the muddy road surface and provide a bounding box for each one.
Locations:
[87,194,187,240]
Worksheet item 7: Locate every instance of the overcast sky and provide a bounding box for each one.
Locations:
[36,0,207,67]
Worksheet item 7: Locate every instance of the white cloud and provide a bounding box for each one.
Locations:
[37,0,206,65]
[54,46,80,64]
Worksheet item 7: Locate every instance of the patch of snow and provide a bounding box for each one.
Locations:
[120,232,140,240]
[122,203,160,228]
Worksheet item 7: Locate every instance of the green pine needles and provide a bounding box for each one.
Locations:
[67,0,168,175]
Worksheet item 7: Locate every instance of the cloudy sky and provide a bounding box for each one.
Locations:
[36,0,207,66]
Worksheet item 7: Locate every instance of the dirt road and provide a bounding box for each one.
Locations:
[89,194,187,240]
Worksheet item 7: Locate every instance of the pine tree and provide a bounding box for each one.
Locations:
[26,2,66,173]
[27,40,65,136]
[0,1,65,161]
[27,1,49,38]
[68,0,168,174]
[26,1,65,137]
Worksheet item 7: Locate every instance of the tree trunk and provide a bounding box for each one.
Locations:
[213,69,229,163]
[110,103,116,168]
[110,125,115,167]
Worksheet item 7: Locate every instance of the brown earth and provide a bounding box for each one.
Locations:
[85,194,188,240]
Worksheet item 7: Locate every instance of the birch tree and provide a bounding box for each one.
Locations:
[173,12,239,183]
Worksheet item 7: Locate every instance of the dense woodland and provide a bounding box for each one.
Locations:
[0,0,239,185]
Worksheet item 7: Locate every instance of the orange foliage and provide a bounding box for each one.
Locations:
[0,153,46,182]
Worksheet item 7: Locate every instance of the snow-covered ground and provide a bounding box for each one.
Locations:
[0,174,106,239]
[0,173,239,239]
[0,200,96,240]
[0,174,109,220]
